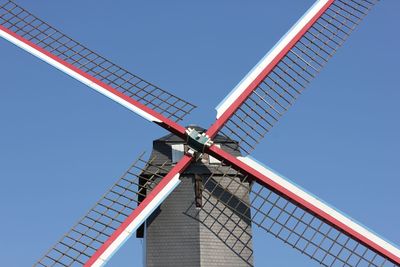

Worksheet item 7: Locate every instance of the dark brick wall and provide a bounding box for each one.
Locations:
[145,176,201,267]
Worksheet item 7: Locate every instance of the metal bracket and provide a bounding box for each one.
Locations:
[185,127,213,159]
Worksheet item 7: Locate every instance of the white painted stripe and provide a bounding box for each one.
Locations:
[215,0,330,118]
[0,29,161,123]
[91,173,181,267]
[238,156,400,259]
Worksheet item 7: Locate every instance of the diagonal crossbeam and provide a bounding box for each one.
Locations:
[199,162,398,266]
[206,0,379,155]
[84,155,192,267]
[206,145,400,266]
[0,0,194,138]
[35,153,192,267]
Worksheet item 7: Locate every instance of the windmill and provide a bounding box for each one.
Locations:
[0,0,399,266]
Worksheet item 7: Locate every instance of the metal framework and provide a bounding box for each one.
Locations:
[206,146,400,266]
[206,0,378,155]
[1,0,399,267]
[35,153,172,267]
[199,162,397,267]
[0,0,194,137]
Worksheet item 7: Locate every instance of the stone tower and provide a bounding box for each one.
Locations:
[137,126,253,267]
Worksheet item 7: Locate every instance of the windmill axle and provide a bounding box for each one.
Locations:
[185,127,213,159]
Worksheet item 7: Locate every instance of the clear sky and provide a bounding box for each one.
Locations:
[0,1,399,266]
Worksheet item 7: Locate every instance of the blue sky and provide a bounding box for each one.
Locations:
[0,1,399,266]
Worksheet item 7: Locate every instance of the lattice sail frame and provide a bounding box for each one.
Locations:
[209,0,379,155]
[0,0,196,125]
[35,153,174,267]
[200,160,399,267]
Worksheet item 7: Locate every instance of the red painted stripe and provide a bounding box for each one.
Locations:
[207,145,400,265]
[206,0,334,139]
[0,25,187,138]
[84,155,192,266]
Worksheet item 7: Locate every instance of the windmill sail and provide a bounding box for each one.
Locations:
[35,153,192,267]
[199,159,399,266]
[206,0,379,155]
[0,1,195,136]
